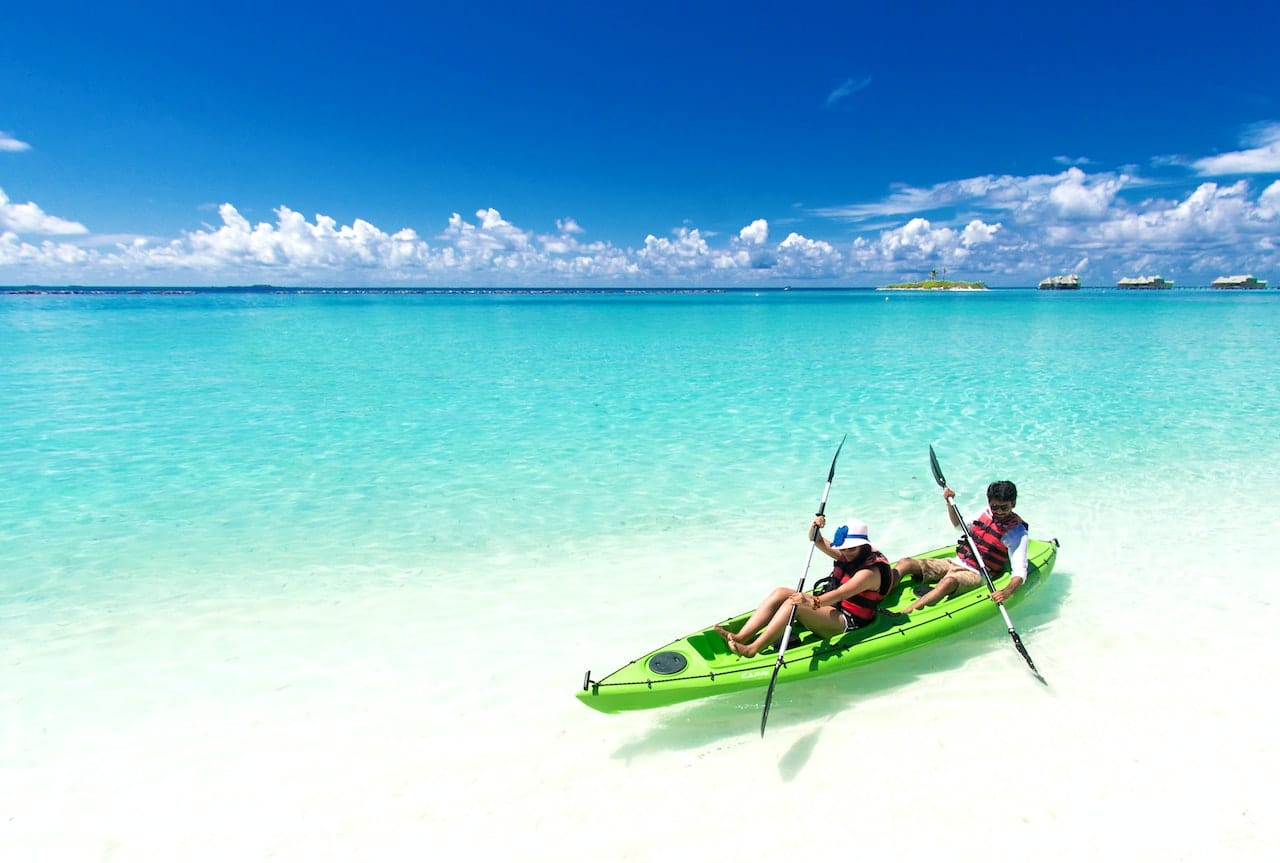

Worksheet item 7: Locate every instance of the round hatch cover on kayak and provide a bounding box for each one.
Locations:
[647,651,687,675]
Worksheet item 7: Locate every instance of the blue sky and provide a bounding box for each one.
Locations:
[2,0,1278,287]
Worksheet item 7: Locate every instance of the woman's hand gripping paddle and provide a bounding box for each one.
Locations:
[760,434,847,737]
[928,445,1047,685]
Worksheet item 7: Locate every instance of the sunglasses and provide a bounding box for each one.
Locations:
[989,501,1015,514]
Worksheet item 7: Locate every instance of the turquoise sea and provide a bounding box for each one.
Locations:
[3,288,1278,861]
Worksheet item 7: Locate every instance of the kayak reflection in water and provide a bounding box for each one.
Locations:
[714,515,900,658]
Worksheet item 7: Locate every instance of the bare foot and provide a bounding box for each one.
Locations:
[713,624,739,645]
[734,641,761,658]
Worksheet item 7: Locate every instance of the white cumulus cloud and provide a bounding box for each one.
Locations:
[0,232,92,267]
[0,188,88,235]
[169,204,429,270]
[776,232,843,276]
[960,219,1000,246]
[1193,123,1280,175]
[1259,179,1280,216]
[1047,167,1124,219]
[6,141,1280,287]
[638,227,738,273]
[738,219,768,245]
[442,208,533,256]
[845,216,1006,272]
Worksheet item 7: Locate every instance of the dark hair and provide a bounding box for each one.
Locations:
[987,480,1017,502]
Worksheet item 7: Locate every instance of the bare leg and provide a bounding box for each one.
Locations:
[733,600,799,658]
[717,587,792,647]
[900,574,959,613]
[794,603,850,639]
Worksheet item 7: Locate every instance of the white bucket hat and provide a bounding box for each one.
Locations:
[829,518,871,549]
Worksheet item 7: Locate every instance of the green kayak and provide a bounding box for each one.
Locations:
[577,537,1058,713]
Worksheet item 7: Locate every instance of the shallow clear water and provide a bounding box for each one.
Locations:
[3,289,1278,861]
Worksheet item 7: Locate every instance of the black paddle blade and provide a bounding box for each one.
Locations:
[928,444,946,488]
[827,434,847,483]
[1009,629,1047,686]
[759,677,778,737]
[760,631,790,736]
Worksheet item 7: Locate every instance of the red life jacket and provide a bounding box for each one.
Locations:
[816,546,895,625]
[956,510,1028,574]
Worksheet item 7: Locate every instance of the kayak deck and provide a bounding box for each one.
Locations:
[577,538,1058,713]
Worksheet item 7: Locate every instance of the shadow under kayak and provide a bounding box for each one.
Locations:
[577,537,1058,713]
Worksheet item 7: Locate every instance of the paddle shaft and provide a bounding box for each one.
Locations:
[929,446,1046,685]
[760,435,845,736]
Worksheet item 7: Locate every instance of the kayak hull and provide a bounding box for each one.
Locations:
[576,538,1057,713]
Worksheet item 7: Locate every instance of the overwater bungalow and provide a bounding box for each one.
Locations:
[1117,275,1173,289]
[1038,274,1080,290]
[1210,274,1268,289]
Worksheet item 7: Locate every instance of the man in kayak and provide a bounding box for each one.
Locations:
[714,516,899,658]
[896,480,1028,612]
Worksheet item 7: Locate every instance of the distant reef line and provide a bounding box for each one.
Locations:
[2,285,889,296]
[2,285,739,295]
[2,283,1271,295]
[2,285,825,295]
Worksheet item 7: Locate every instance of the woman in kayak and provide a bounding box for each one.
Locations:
[714,515,898,658]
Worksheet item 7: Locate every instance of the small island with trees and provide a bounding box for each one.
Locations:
[877,279,987,291]
[877,269,986,291]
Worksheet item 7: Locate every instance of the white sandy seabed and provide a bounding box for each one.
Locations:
[4,479,1279,863]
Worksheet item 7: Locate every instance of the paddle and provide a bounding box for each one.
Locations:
[928,445,1047,685]
[760,433,847,737]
